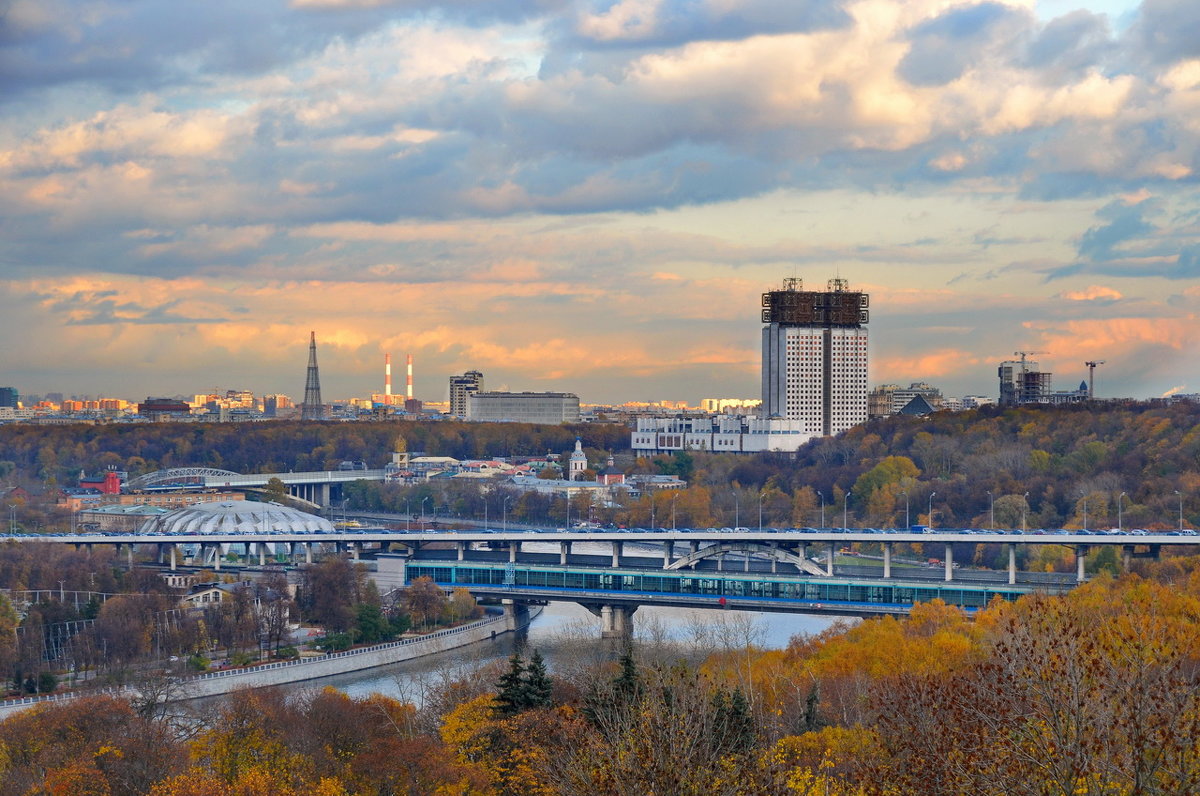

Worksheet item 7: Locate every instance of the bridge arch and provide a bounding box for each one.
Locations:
[126,467,241,490]
[665,542,828,577]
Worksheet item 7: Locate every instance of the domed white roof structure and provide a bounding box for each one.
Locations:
[138,501,334,535]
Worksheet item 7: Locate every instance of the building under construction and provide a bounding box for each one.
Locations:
[998,354,1089,406]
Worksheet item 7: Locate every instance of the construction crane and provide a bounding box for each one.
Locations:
[1085,360,1106,399]
[1013,351,1047,375]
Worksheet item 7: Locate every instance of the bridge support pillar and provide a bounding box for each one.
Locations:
[611,541,623,568]
[258,543,266,566]
[169,545,177,571]
[883,543,892,578]
[1076,545,1086,583]
[662,541,673,567]
[126,543,133,567]
[214,544,222,571]
[509,541,521,563]
[319,484,331,507]
[689,541,699,555]
[1123,545,1132,573]
[456,542,465,561]
[560,541,571,565]
[944,544,953,582]
[157,544,165,565]
[826,542,835,576]
[1008,543,1017,585]
[716,552,726,572]
[743,551,750,572]
[305,543,313,565]
[351,542,360,561]
[503,600,530,632]
[599,605,636,640]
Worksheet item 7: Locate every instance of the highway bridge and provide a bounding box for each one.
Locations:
[10,526,1189,582]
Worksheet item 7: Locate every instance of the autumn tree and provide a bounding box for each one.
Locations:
[402,576,446,629]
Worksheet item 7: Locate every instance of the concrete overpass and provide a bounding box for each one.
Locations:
[11,526,1191,581]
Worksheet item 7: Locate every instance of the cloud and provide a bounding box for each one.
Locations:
[1058,285,1123,301]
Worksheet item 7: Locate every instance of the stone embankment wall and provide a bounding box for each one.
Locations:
[0,605,539,720]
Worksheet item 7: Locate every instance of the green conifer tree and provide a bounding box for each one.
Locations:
[494,651,527,716]
[522,648,553,709]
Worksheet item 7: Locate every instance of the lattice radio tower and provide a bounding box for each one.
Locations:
[301,331,325,420]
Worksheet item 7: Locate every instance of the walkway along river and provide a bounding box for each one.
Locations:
[0,605,541,720]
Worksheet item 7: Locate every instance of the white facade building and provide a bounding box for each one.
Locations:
[630,415,815,455]
[760,278,869,436]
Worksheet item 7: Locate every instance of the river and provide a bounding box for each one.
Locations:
[315,601,847,704]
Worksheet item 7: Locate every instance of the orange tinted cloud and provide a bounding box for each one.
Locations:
[1058,285,1123,301]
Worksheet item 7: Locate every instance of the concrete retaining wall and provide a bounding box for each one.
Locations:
[0,605,539,720]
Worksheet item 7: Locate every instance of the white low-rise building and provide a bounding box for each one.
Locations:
[631,415,815,455]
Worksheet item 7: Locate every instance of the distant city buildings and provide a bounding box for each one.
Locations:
[0,387,17,409]
[761,277,869,435]
[869,382,944,418]
[700,398,761,414]
[137,397,192,420]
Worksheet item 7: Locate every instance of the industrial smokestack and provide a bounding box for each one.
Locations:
[385,353,392,397]
[406,354,413,399]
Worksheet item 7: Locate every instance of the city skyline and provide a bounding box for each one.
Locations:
[3,0,1198,404]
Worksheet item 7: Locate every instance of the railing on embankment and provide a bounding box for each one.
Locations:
[0,605,539,720]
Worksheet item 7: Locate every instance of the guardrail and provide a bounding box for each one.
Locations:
[188,612,507,682]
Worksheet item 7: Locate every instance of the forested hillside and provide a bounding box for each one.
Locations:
[660,401,1200,532]
[0,420,630,485]
[3,402,1200,533]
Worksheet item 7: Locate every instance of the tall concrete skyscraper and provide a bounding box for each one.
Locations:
[761,277,869,436]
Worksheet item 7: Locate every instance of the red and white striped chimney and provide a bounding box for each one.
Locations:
[385,353,392,397]
[406,354,413,399]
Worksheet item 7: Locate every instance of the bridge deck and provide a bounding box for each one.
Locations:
[404,560,1056,616]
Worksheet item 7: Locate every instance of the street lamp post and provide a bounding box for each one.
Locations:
[1022,492,1030,532]
[928,492,936,530]
[899,491,909,530]
[7,504,15,534]
[420,496,429,528]
[758,492,764,532]
[844,490,851,531]
[404,499,410,532]
[484,498,488,530]
[1082,497,1088,532]
[986,490,994,530]
[671,492,678,531]
[733,493,740,529]
[1118,491,1126,532]
[1175,490,1184,531]
[817,491,825,528]
[503,496,513,533]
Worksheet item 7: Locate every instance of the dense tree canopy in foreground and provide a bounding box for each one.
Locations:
[4,557,1200,795]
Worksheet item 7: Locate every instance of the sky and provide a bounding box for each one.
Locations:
[2,0,1198,405]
